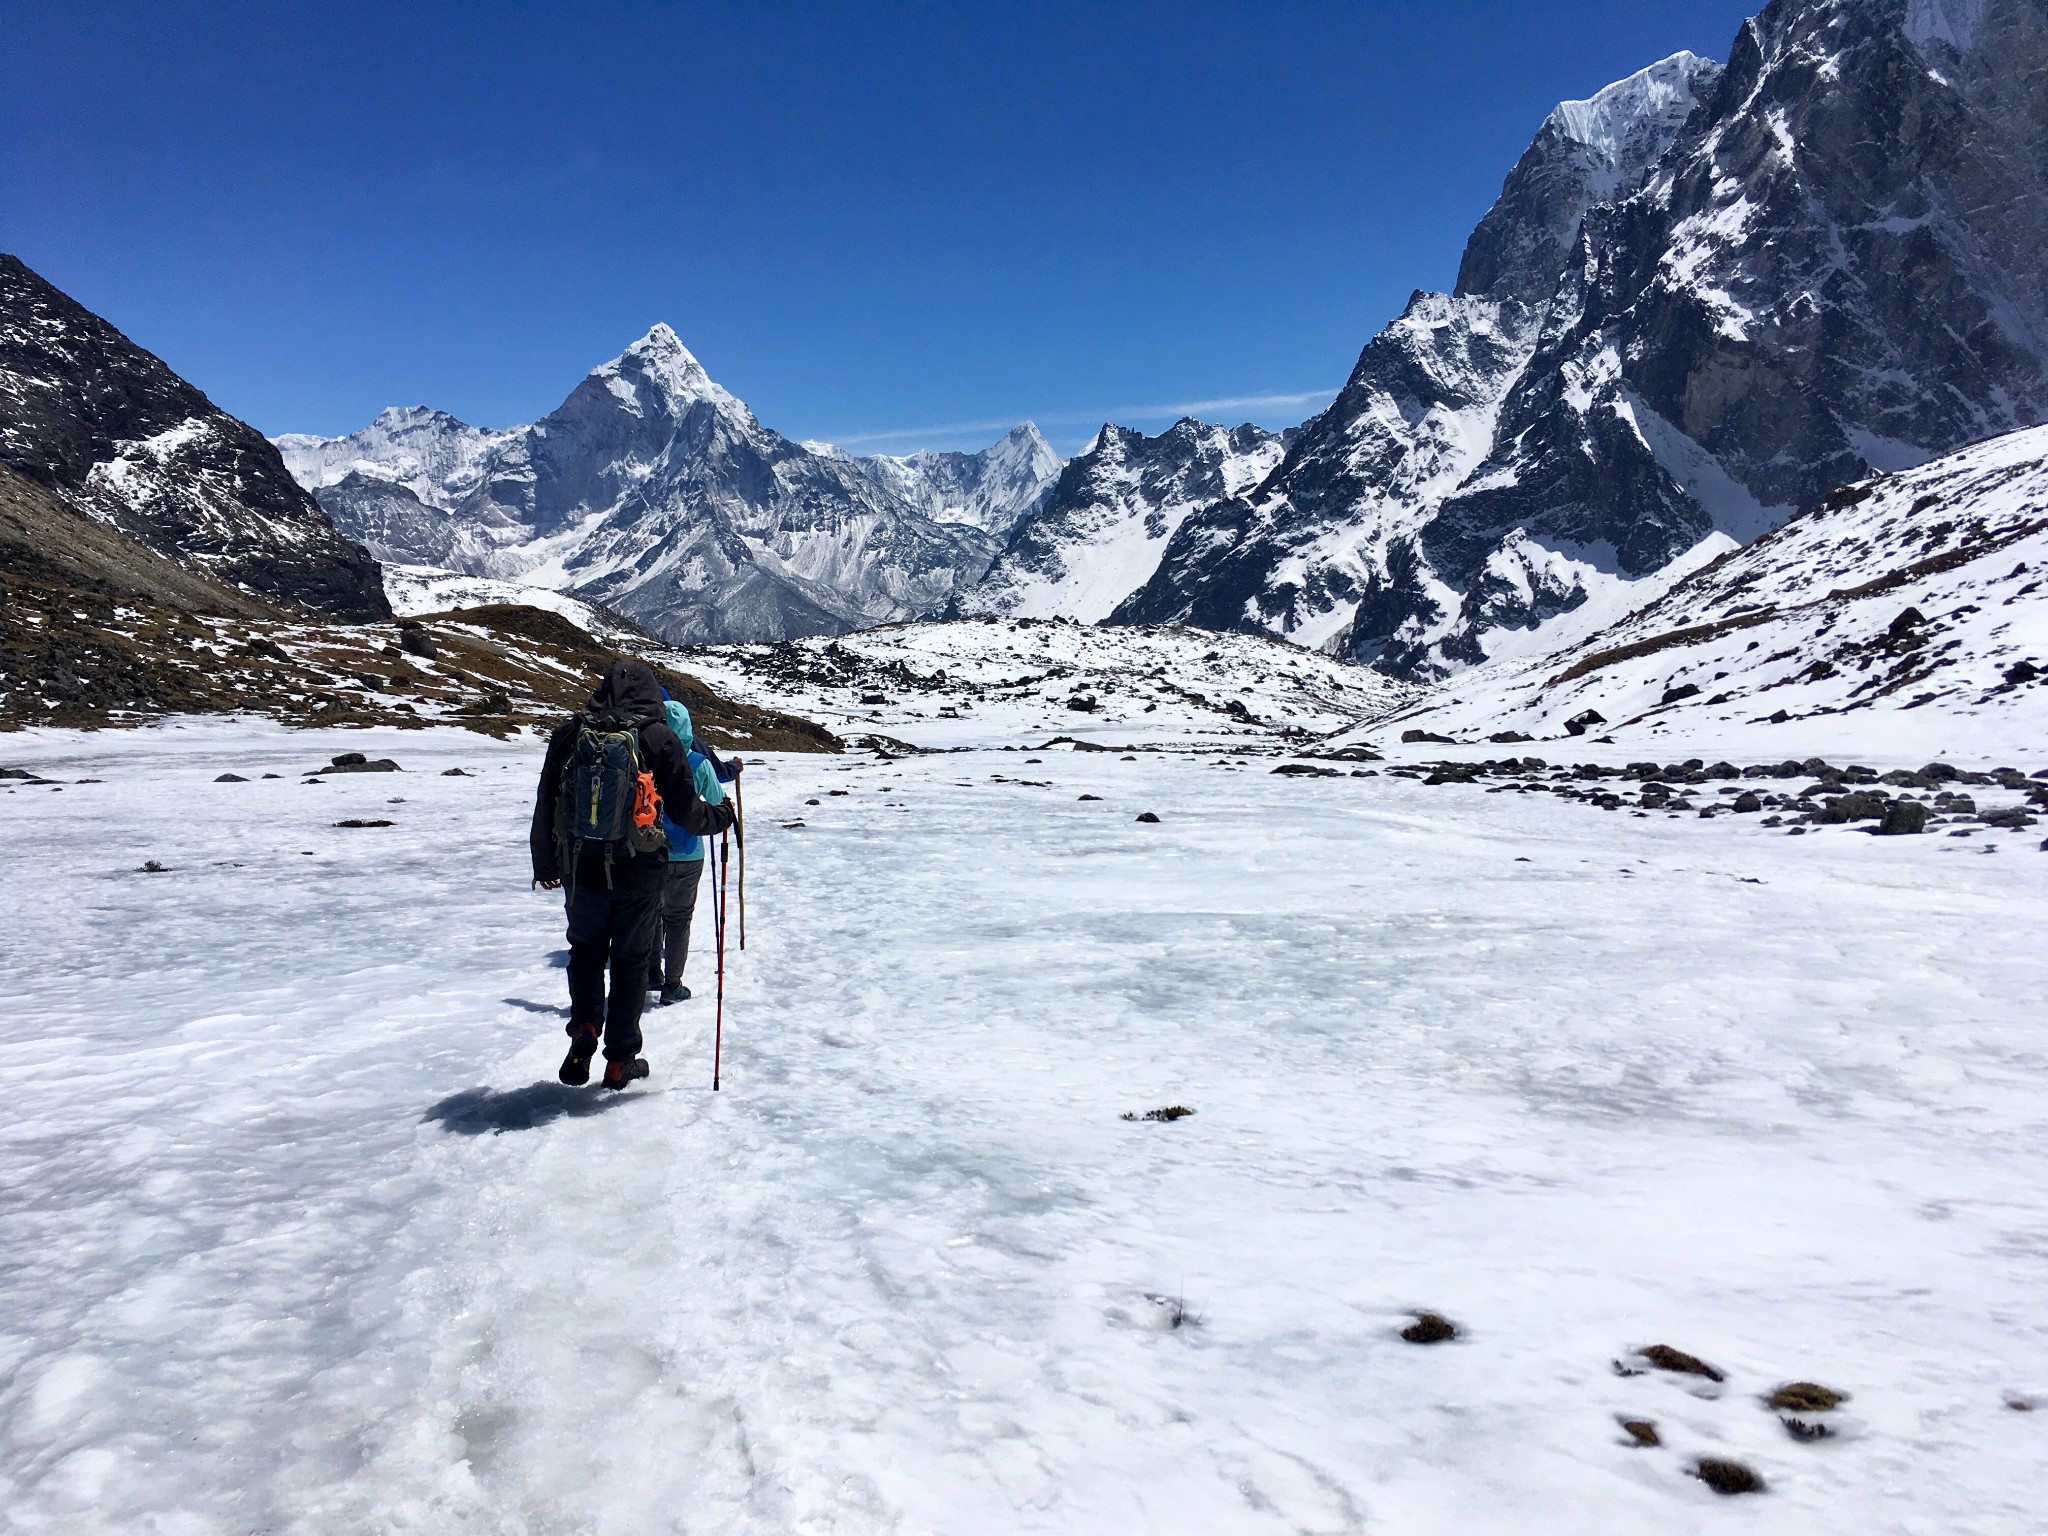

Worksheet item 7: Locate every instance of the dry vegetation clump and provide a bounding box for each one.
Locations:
[1766,1381,1844,1413]
[1640,1345,1725,1382]
[1694,1457,1764,1495]
[1401,1312,1457,1344]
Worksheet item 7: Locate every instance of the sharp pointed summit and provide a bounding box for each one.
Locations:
[275,335,1066,642]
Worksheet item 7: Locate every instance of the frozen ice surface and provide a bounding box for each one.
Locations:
[2,717,2045,1533]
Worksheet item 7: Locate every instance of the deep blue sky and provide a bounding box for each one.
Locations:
[3,1,1759,454]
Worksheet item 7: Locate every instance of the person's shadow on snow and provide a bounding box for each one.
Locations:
[424,1082,647,1135]
[501,997,569,1016]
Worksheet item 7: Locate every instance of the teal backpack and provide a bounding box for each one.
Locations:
[555,710,668,878]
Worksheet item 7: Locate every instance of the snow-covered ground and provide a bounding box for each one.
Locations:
[3,715,2045,1534]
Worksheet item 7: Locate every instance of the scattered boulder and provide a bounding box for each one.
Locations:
[1272,762,1341,777]
[1401,1312,1457,1344]
[1695,1458,1763,1495]
[396,621,438,660]
[1979,806,2037,830]
[1816,791,1888,823]
[334,818,395,828]
[1887,606,1926,639]
[214,772,248,783]
[1660,683,1701,705]
[1135,811,1161,823]
[1768,709,1791,724]
[1564,709,1607,736]
[1078,793,1102,801]
[859,693,888,705]
[1876,800,1930,836]
[1066,694,1099,713]
[2006,660,2039,685]
[441,768,470,777]
[312,754,401,775]
[261,772,281,780]
[1401,728,1456,744]
[1489,730,1533,743]
[1732,792,1762,813]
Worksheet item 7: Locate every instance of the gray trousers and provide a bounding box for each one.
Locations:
[648,858,706,989]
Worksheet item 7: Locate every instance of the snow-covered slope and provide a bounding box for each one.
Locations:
[0,255,388,621]
[1375,421,2048,756]
[682,613,1415,750]
[842,422,1063,536]
[1113,52,1722,664]
[1125,1,2048,679]
[961,419,1287,622]
[276,339,1063,645]
[377,563,642,639]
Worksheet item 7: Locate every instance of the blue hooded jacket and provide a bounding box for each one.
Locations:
[661,699,725,860]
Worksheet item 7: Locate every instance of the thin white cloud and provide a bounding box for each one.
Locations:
[821,387,1340,452]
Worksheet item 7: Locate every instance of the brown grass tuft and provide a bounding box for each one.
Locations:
[1641,1345,1724,1381]
[1401,1312,1457,1344]
[1695,1457,1764,1495]
[1767,1381,1844,1413]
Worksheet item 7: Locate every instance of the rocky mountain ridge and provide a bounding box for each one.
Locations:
[0,255,388,621]
[959,418,1288,621]
[275,334,1063,645]
[1118,0,2048,679]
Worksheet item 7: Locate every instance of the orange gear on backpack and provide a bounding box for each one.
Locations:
[632,770,661,829]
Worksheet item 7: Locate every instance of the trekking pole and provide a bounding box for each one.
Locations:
[735,772,746,951]
[712,828,729,1091]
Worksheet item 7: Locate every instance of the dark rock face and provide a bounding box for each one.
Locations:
[1112,53,1721,663]
[0,255,389,621]
[1423,0,2048,618]
[1120,2,2048,678]
[967,419,1285,621]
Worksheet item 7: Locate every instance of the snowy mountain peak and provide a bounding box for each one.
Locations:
[589,324,742,417]
[1455,50,1721,304]
[1546,51,1717,165]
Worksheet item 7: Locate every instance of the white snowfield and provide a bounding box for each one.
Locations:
[2,708,2044,1535]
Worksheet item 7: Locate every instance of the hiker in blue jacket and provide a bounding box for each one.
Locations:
[646,697,741,1006]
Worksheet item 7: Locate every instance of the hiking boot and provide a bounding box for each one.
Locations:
[659,983,691,1005]
[602,1056,651,1091]
[558,1026,599,1086]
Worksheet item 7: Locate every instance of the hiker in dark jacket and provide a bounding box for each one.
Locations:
[532,659,735,1089]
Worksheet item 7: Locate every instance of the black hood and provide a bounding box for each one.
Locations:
[587,659,666,725]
